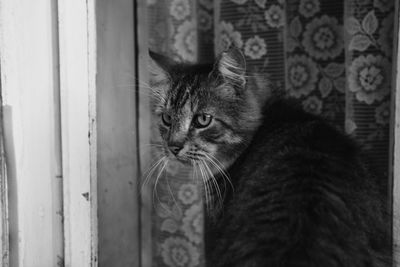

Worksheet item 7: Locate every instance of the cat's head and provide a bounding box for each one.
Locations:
[148,48,262,175]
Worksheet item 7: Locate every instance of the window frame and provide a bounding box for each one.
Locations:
[390,0,400,265]
[58,0,98,266]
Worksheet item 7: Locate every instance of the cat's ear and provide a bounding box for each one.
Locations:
[148,50,172,84]
[215,48,246,87]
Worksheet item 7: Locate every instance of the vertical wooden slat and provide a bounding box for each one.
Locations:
[137,0,153,265]
[96,0,140,266]
[51,1,65,265]
[0,0,63,266]
[391,0,400,263]
[58,0,98,266]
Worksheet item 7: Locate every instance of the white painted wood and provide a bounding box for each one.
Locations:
[57,0,98,266]
[0,0,63,266]
[96,0,140,265]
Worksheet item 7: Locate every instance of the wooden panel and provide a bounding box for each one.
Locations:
[0,0,63,265]
[96,0,139,266]
[391,0,400,264]
[57,0,98,266]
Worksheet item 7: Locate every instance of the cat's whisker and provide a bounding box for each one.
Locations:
[139,143,164,149]
[152,158,168,207]
[198,160,211,212]
[200,159,218,212]
[202,153,228,195]
[204,152,235,193]
[191,159,197,182]
[164,166,180,211]
[202,158,223,209]
[192,160,210,209]
[197,161,207,203]
[140,156,166,194]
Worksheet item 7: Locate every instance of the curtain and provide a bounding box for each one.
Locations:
[146,0,395,266]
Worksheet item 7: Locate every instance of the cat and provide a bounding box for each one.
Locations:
[148,48,391,267]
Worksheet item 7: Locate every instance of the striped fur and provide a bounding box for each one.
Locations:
[149,50,391,267]
[149,50,261,176]
[206,98,391,267]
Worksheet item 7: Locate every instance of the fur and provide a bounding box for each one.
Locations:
[148,49,391,267]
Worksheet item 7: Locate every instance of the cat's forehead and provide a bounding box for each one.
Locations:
[167,73,210,110]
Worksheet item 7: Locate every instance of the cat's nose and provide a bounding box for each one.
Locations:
[168,143,183,156]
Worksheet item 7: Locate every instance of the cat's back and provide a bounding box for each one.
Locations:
[231,97,363,189]
[207,98,390,267]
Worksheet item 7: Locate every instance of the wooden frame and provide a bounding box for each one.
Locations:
[135,0,154,265]
[95,0,141,266]
[390,0,400,264]
[1,0,144,265]
[137,0,153,263]
[0,0,64,265]
[57,0,98,266]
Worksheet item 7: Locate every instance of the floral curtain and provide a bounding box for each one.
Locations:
[146,0,395,266]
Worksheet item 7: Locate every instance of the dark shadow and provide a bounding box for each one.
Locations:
[3,105,19,266]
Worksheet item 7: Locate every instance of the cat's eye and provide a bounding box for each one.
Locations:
[161,113,172,126]
[194,114,213,128]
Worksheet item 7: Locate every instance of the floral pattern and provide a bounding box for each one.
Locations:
[375,101,391,125]
[178,184,199,205]
[244,35,267,59]
[299,0,320,18]
[161,237,200,267]
[348,54,390,104]
[302,15,343,60]
[170,0,191,21]
[344,0,393,175]
[182,204,203,244]
[154,173,204,267]
[216,21,243,53]
[174,20,198,62]
[286,2,347,125]
[264,5,285,28]
[198,9,213,31]
[287,55,318,97]
[302,96,323,115]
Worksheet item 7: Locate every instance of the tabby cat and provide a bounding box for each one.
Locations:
[148,48,391,267]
